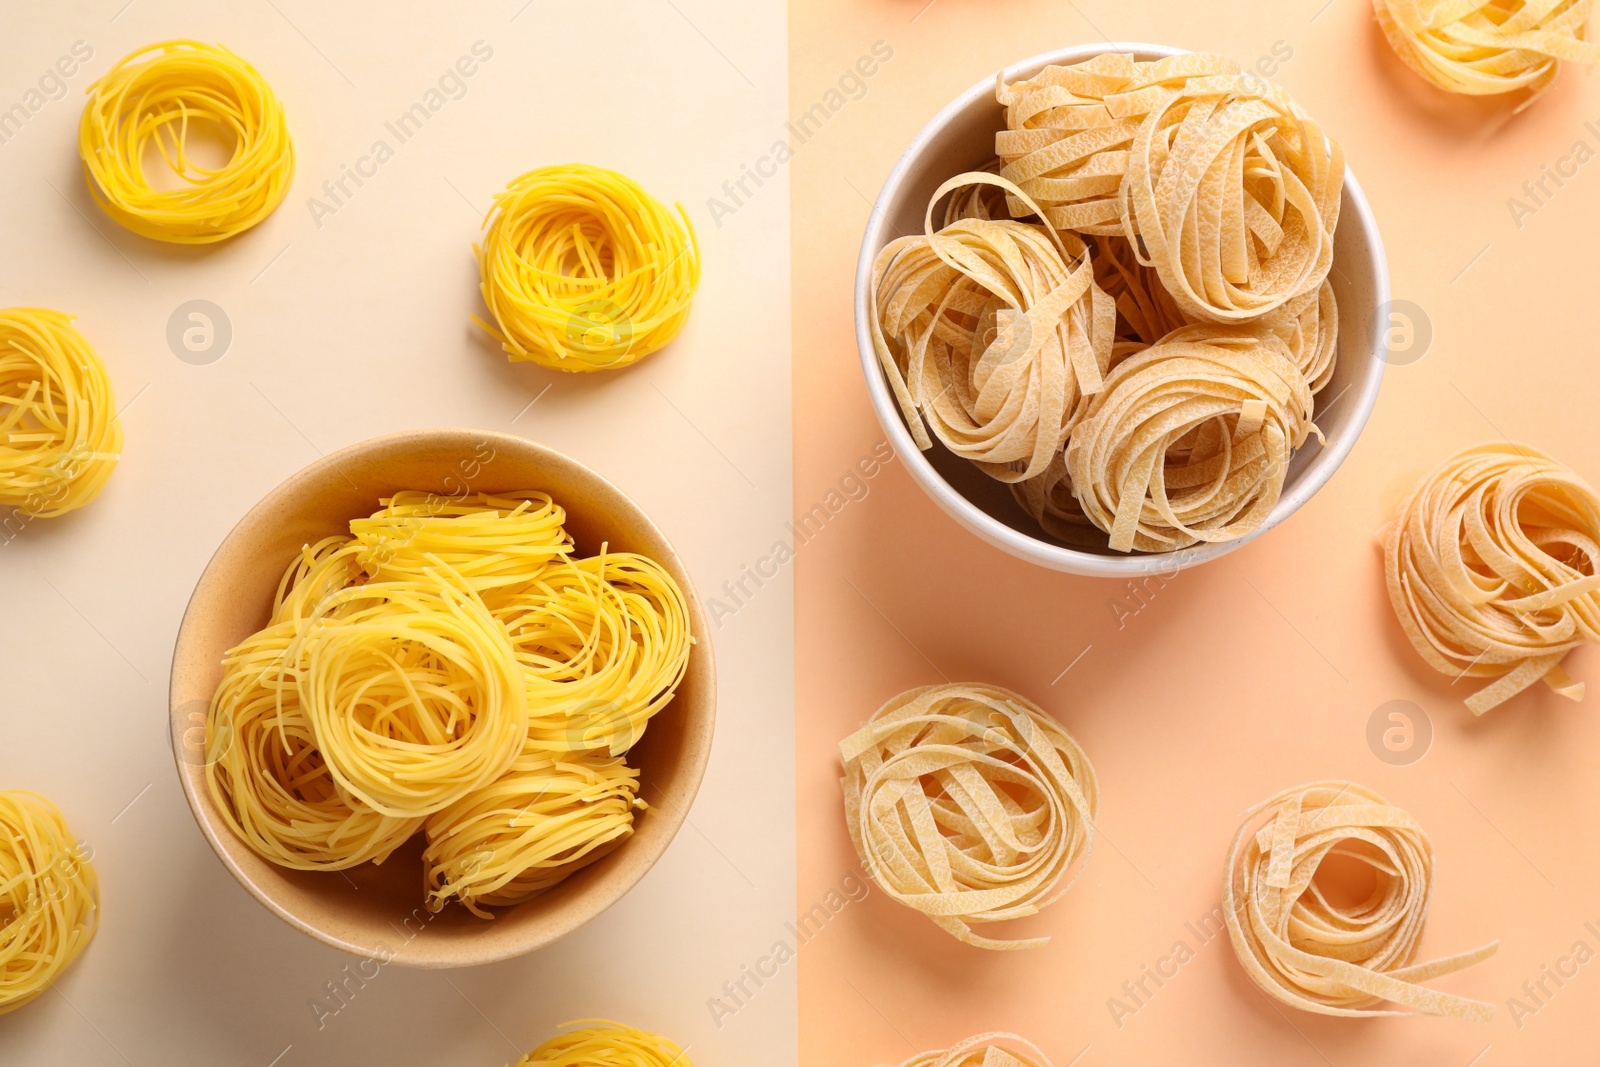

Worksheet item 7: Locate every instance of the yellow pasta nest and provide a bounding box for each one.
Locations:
[206,492,693,915]
[0,309,121,518]
[423,750,643,917]
[0,791,98,1015]
[79,40,294,243]
[1375,0,1600,99]
[996,52,1343,322]
[1384,443,1600,714]
[509,1021,693,1067]
[869,173,1115,483]
[839,682,1098,950]
[1065,325,1317,552]
[884,1033,1056,1067]
[1224,781,1497,1020]
[474,164,701,372]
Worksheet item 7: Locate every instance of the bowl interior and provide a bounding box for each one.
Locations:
[169,429,714,967]
[857,43,1387,577]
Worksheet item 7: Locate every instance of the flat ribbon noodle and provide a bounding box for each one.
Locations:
[1375,0,1600,101]
[882,1033,1057,1067]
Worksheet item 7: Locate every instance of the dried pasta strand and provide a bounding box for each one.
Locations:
[1375,0,1600,100]
[1065,325,1317,552]
[509,1020,693,1067]
[839,683,1098,950]
[79,40,294,243]
[0,308,121,518]
[473,164,701,371]
[882,1033,1057,1067]
[422,749,643,917]
[870,171,1116,482]
[1224,781,1497,1020]
[0,791,98,1015]
[1384,442,1600,714]
[996,52,1343,322]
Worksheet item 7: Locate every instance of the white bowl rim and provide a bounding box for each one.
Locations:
[854,41,1390,578]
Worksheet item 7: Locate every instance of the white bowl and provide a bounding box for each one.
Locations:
[854,42,1389,578]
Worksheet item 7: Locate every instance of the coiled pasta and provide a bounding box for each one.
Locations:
[79,40,294,243]
[1374,0,1599,99]
[351,491,573,595]
[474,164,701,371]
[1384,443,1600,714]
[839,683,1098,950]
[0,791,98,1015]
[204,621,423,870]
[290,569,529,818]
[509,1021,693,1067]
[1065,325,1317,552]
[882,1033,1056,1067]
[870,172,1116,483]
[996,52,1343,322]
[423,750,643,917]
[0,309,121,518]
[1224,781,1497,1020]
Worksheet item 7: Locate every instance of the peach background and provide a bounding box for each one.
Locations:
[0,2,793,1066]
[791,2,1600,1066]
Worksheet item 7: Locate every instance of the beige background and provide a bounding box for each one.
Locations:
[0,2,794,1065]
[791,1,1600,1066]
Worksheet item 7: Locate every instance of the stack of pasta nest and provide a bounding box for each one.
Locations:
[204,491,691,918]
[870,51,1345,553]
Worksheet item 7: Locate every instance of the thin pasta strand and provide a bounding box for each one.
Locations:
[0,791,98,1015]
[1224,781,1497,1020]
[1383,442,1600,714]
[79,40,294,243]
[840,683,1098,950]
[508,1020,694,1067]
[473,164,701,371]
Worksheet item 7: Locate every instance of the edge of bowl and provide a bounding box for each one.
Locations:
[168,428,717,967]
[853,41,1390,579]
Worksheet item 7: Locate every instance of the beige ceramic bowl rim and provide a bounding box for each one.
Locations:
[167,428,716,966]
[854,41,1390,578]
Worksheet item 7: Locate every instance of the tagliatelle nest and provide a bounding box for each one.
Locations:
[839,682,1098,950]
[870,172,1115,482]
[1225,781,1497,1020]
[1374,0,1600,100]
[1064,325,1317,552]
[1384,442,1600,714]
[996,51,1343,323]
[882,1033,1057,1067]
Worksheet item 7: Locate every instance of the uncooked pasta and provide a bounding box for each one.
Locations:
[839,683,1098,950]
[1065,325,1316,551]
[206,490,693,916]
[869,172,1115,483]
[473,164,700,371]
[79,40,294,243]
[882,1033,1057,1067]
[0,308,121,517]
[510,1020,693,1067]
[0,791,98,1015]
[1225,781,1497,1020]
[1374,0,1599,100]
[423,750,643,917]
[1384,443,1600,714]
[996,51,1343,322]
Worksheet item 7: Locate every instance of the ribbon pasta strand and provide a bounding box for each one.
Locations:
[1384,443,1600,714]
[473,164,701,371]
[1374,0,1600,100]
[0,791,98,1015]
[1224,781,1497,1020]
[839,683,1098,950]
[79,40,294,243]
[0,309,121,517]
[509,1020,694,1067]
[882,1033,1057,1067]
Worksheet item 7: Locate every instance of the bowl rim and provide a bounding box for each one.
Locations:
[167,427,716,967]
[854,41,1390,578]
